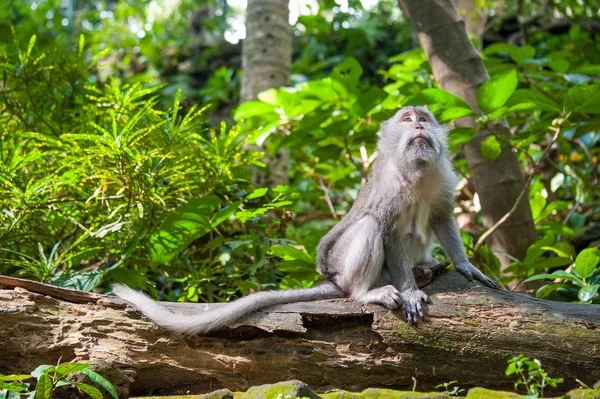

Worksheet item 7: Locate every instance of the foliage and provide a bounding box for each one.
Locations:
[0,33,316,302]
[0,361,117,399]
[1,0,599,306]
[506,354,564,398]
[520,247,600,303]
[435,381,464,396]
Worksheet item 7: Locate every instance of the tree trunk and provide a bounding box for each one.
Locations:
[398,0,538,270]
[1,272,598,398]
[453,0,486,46]
[241,0,291,187]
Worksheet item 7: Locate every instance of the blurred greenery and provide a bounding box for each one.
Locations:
[0,0,599,304]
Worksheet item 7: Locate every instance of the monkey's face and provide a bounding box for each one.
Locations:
[379,106,448,166]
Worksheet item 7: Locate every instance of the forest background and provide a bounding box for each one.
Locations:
[1,0,599,310]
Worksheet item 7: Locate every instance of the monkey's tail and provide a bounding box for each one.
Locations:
[112,281,342,335]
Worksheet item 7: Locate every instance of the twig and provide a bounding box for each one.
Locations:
[474,123,564,253]
[317,176,338,220]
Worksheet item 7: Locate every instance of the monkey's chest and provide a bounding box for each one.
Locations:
[396,202,431,247]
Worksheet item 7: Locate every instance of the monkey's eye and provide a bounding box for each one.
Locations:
[418,117,426,122]
[403,117,412,122]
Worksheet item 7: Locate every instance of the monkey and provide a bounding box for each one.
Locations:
[112,105,500,335]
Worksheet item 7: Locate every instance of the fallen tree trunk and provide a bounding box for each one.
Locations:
[1,271,598,397]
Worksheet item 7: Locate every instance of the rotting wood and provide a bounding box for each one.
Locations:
[1,270,599,398]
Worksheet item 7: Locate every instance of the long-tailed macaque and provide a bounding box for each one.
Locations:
[113,105,500,334]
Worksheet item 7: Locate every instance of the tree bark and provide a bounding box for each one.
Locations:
[241,0,291,187]
[1,272,598,398]
[453,0,486,46]
[398,0,538,270]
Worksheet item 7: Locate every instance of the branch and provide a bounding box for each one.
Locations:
[474,124,564,253]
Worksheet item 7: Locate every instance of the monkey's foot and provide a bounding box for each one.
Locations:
[359,285,402,310]
[400,289,430,325]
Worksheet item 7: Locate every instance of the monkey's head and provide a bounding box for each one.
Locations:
[378,105,448,167]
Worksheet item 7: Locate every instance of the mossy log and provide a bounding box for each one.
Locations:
[1,271,599,398]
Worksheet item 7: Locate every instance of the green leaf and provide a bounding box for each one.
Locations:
[480,136,502,161]
[80,369,118,399]
[477,69,518,114]
[0,375,31,382]
[211,202,241,227]
[439,107,475,122]
[72,383,104,399]
[523,270,583,285]
[404,88,470,108]
[234,101,275,120]
[575,248,600,279]
[506,89,560,112]
[78,34,85,57]
[564,84,600,114]
[148,196,220,264]
[332,58,363,91]
[246,188,269,200]
[572,65,600,75]
[26,35,37,61]
[55,363,90,380]
[540,244,572,260]
[351,86,388,115]
[536,283,571,299]
[31,366,54,379]
[483,42,516,56]
[578,284,600,302]
[509,45,535,65]
[448,127,478,148]
[548,59,570,74]
[529,191,546,221]
[34,373,52,399]
[268,245,314,263]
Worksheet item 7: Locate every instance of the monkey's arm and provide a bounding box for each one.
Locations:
[432,216,501,289]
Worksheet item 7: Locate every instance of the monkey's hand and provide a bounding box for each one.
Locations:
[400,289,431,325]
[454,262,501,289]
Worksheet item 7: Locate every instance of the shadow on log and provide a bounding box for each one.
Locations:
[1,271,598,397]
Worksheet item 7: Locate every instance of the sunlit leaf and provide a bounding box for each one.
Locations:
[477,69,518,114]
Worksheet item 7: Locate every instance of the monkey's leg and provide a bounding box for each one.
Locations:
[384,235,430,324]
[332,216,403,310]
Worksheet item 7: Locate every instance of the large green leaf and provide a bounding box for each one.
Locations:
[448,127,478,148]
[351,86,388,115]
[506,89,560,112]
[149,196,220,264]
[575,248,600,279]
[34,374,52,399]
[477,69,518,114]
[332,58,363,92]
[509,45,535,65]
[480,135,502,161]
[234,101,275,120]
[404,88,472,109]
[71,383,103,399]
[80,369,118,399]
[55,363,90,380]
[564,84,600,114]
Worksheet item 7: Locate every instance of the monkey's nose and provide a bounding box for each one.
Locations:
[415,124,424,130]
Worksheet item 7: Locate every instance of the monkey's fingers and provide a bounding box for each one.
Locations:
[473,270,502,290]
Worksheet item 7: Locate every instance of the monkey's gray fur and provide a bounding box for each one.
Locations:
[113,105,500,335]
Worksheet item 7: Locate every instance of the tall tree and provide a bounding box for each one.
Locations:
[241,0,292,187]
[397,0,537,269]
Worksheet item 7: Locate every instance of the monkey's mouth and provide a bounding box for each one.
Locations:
[408,135,433,147]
